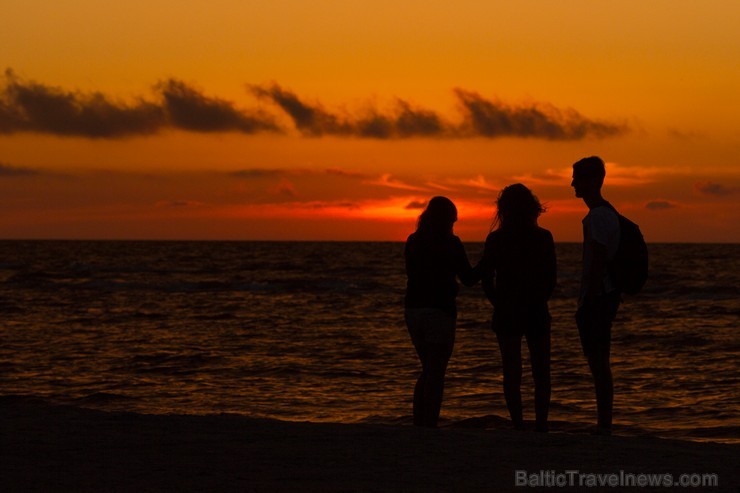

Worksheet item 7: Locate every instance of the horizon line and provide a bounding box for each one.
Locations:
[0,238,736,245]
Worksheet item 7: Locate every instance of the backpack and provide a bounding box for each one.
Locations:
[605,203,648,295]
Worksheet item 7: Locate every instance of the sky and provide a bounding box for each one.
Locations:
[1,0,739,242]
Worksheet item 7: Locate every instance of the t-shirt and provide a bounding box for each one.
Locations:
[580,205,620,304]
[404,232,476,317]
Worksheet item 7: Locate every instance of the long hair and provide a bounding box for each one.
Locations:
[492,184,545,231]
[417,196,457,235]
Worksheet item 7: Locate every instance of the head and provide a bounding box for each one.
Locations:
[493,183,545,231]
[571,156,606,199]
[417,196,457,235]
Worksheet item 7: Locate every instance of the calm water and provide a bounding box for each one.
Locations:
[0,241,738,443]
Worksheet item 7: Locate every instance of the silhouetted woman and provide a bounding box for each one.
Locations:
[405,196,478,427]
[479,184,556,432]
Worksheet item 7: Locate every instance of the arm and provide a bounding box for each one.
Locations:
[584,207,619,298]
[586,240,608,298]
[404,236,420,280]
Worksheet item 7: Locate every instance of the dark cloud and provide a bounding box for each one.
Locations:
[253,83,625,140]
[453,89,626,140]
[250,83,450,138]
[354,101,446,138]
[645,200,677,210]
[0,100,21,133]
[250,83,352,136]
[0,162,38,176]
[694,181,737,196]
[395,100,445,137]
[158,79,278,133]
[0,71,279,138]
[1,70,163,138]
[1,70,627,141]
[405,200,427,210]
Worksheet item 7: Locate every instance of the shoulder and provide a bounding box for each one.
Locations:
[536,227,554,243]
[589,205,618,220]
[405,232,421,253]
[484,230,501,246]
[451,234,465,250]
[587,206,619,228]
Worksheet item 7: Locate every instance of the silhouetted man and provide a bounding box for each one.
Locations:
[571,156,621,435]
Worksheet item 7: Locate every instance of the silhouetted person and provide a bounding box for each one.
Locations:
[571,156,621,435]
[478,184,556,432]
[405,197,478,428]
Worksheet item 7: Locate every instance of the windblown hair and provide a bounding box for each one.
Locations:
[417,196,458,235]
[493,183,545,231]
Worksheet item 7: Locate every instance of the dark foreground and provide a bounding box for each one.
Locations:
[1,397,737,492]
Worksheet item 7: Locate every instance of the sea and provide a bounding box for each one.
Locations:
[0,241,738,444]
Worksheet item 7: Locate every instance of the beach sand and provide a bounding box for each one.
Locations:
[1,397,737,492]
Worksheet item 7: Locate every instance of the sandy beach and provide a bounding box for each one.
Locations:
[1,396,737,492]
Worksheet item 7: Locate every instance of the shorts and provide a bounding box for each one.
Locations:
[576,291,621,358]
[405,308,456,346]
[491,304,551,337]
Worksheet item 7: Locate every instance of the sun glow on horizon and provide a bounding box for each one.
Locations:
[0,1,738,241]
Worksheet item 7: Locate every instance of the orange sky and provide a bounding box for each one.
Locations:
[1,0,738,241]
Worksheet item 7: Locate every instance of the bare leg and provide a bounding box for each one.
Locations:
[587,347,613,433]
[496,332,524,429]
[412,343,427,427]
[413,341,453,428]
[526,331,551,432]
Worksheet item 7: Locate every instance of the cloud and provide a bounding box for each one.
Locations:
[269,179,297,197]
[405,200,427,210]
[511,169,570,186]
[394,100,446,137]
[324,167,368,178]
[1,69,628,141]
[229,167,367,180]
[1,70,163,138]
[448,175,501,192]
[0,162,39,176]
[252,83,627,141]
[250,83,351,136]
[645,200,678,210]
[454,89,627,140]
[250,83,452,139]
[365,174,428,191]
[0,71,278,138]
[694,181,738,196]
[425,181,457,192]
[158,79,278,133]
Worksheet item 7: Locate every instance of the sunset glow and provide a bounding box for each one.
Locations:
[1,0,739,241]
